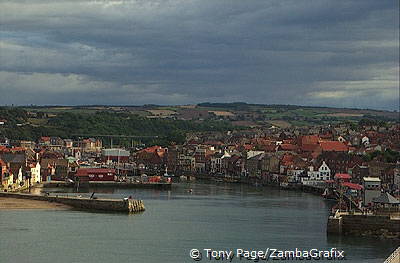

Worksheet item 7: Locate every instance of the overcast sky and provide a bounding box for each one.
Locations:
[0,0,398,110]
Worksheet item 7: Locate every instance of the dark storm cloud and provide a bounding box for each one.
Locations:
[0,0,398,109]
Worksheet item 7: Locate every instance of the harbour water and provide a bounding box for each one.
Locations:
[0,182,397,263]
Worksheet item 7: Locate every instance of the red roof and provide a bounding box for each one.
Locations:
[282,154,294,162]
[341,182,363,190]
[139,146,165,154]
[279,144,297,151]
[301,144,321,152]
[283,139,295,144]
[319,141,348,152]
[320,133,332,139]
[335,173,351,180]
[0,146,26,153]
[263,145,277,152]
[76,168,116,176]
[243,144,254,150]
[301,135,319,145]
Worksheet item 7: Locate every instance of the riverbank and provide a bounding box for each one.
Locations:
[0,197,70,210]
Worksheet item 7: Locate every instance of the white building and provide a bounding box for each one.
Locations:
[210,152,224,174]
[318,161,331,181]
[302,161,331,184]
[29,162,41,184]
[15,167,23,186]
[287,169,305,183]
[361,136,370,146]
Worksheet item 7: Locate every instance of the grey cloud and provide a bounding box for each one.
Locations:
[0,0,398,110]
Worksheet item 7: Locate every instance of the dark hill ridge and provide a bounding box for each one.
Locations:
[0,103,398,145]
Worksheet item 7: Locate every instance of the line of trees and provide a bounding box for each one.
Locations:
[0,109,236,145]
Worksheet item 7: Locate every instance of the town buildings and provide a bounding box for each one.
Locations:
[0,122,399,202]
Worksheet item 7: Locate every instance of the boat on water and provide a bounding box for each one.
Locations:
[322,188,336,201]
[163,167,175,177]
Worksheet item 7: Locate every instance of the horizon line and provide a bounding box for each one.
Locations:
[0,102,398,113]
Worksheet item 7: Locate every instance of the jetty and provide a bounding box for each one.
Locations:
[0,192,145,213]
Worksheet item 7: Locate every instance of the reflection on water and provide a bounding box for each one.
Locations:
[2,182,397,263]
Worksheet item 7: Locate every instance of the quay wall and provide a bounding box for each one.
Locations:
[342,215,399,238]
[43,181,172,190]
[327,214,400,239]
[327,216,342,234]
[0,192,145,213]
[87,181,172,190]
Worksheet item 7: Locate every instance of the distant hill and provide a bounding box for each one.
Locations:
[0,107,236,145]
[0,103,397,145]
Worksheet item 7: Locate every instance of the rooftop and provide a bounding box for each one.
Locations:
[363,176,381,182]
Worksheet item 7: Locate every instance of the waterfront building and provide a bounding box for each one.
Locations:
[28,162,41,184]
[209,152,224,174]
[76,168,116,181]
[362,177,381,206]
[40,158,70,181]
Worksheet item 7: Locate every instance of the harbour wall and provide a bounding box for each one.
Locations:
[0,192,145,213]
[43,181,172,190]
[327,213,400,239]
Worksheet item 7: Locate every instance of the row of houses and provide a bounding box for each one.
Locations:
[132,126,399,191]
[0,146,81,190]
[1,123,399,193]
[0,149,41,190]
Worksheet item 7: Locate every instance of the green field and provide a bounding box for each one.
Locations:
[20,104,399,128]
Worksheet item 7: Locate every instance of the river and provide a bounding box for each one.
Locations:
[0,182,397,262]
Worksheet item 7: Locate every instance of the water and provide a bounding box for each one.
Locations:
[0,182,397,263]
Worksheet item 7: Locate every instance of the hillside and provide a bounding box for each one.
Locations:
[0,108,235,145]
[0,103,397,145]
[24,103,399,127]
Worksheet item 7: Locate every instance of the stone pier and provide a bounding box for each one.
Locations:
[0,192,145,213]
[327,211,400,239]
